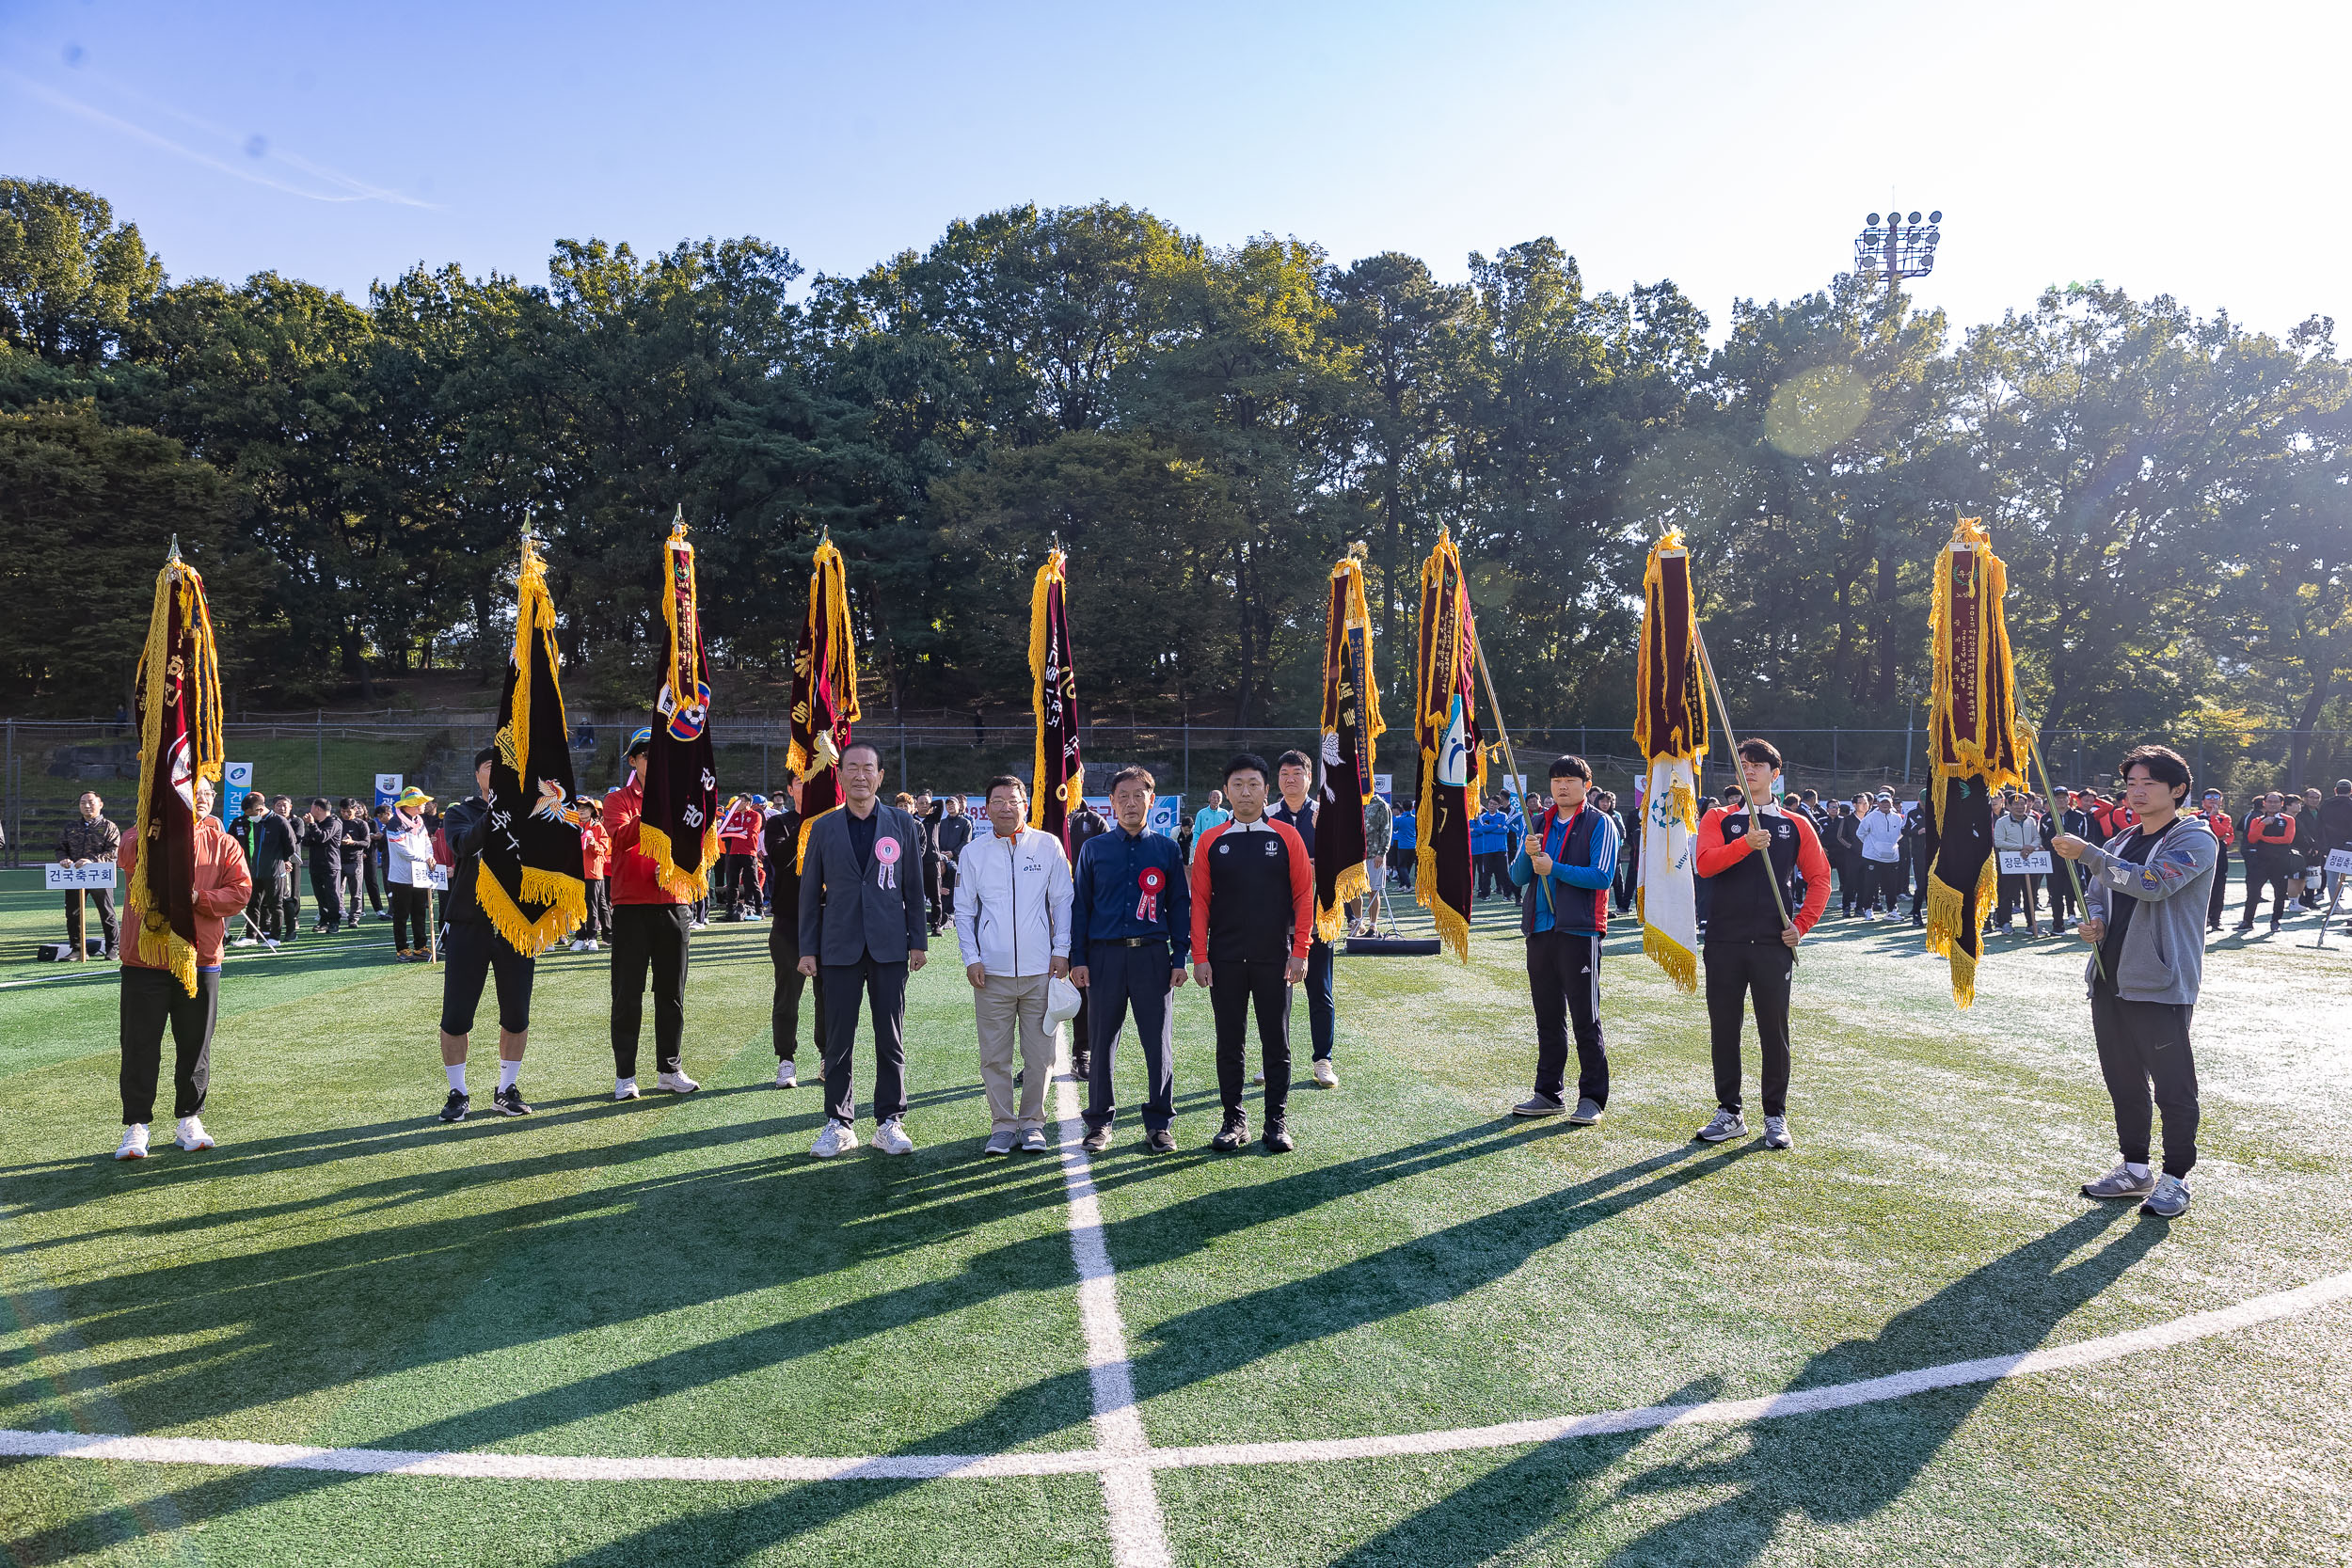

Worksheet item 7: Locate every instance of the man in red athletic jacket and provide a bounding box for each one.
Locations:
[1692,737,1830,1151]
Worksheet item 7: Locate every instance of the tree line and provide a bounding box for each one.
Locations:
[3,177,2347,784]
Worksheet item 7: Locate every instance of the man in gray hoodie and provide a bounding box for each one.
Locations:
[2054,744,2217,1220]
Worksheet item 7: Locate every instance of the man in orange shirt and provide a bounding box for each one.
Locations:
[1692,738,1830,1151]
[115,776,252,1160]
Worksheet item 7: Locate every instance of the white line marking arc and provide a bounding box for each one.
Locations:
[8,1268,2347,1486]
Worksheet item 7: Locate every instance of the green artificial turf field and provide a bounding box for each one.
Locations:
[3,863,2348,1566]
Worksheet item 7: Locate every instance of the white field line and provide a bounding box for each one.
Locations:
[1051,1042,1174,1568]
[7,1264,2346,1486]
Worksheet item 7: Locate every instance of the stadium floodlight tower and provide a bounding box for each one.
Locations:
[1853,209,1942,299]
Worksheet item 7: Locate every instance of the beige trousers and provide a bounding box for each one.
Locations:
[976,972,1055,1132]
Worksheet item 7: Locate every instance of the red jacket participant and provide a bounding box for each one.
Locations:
[115,777,252,1159]
[1692,736,1830,1151]
[1189,752,1313,1153]
[603,729,699,1099]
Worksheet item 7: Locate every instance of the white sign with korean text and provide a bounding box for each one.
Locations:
[1998,851,2055,875]
[48,863,119,890]
[2327,849,2352,877]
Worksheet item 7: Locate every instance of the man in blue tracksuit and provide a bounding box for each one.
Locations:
[1471,800,1511,899]
[1507,755,1620,1124]
[1073,766,1192,1153]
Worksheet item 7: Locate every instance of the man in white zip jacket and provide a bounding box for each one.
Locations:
[1854,792,1906,919]
[955,774,1074,1153]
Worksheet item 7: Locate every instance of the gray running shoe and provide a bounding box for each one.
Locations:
[1695,1108,1747,1143]
[2140,1173,2191,1218]
[1569,1098,1603,1126]
[1762,1115,1792,1149]
[1080,1126,1112,1153]
[2080,1163,2156,1201]
[1019,1127,1050,1153]
[983,1130,1017,1156]
[1512,1094,1565,1118]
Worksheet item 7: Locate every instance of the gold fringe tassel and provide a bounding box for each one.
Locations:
[638,822,717,902]
[1316,858,1369,945]
[1643,926,1698,994]
[475,863,588,959]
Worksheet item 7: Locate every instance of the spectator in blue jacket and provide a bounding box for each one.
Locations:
[1471,798,1513,899]
[1391,803,1418,891]
[1508,755,1620,1124]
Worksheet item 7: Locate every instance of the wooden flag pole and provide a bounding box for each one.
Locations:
[1690,615,1797,942]
[1468,625,1550,914]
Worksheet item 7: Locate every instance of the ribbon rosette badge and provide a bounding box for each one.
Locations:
[874,833,901,889]
[1136,866,1164,922]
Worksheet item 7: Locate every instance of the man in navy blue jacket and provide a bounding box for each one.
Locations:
[1508,755,1620,1124]
[1073,766,1191,1153]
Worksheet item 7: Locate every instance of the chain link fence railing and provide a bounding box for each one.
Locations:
[7,713,2347,865]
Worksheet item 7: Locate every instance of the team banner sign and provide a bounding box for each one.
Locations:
[1633,533,1707,992]
[1919,517,2026,1007]
[130,550,225,996]
[788,535,860,869]
[1314,544,1387,942]
[477,536,588,957]
[639,515,720,900]
[1413,530,1485,962]
[1029,548,1084,845]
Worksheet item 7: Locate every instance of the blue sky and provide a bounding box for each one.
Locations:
[4,0,2345,343]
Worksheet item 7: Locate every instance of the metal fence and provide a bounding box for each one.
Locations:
[7,713,2348,866]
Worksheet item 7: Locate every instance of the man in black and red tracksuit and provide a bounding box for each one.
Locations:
[605,729,701,1100]
[1269,747,1340,1089]
[1506,755,1620,1124]
[1189,752,1313,1154]
[1692,737,1830,1151]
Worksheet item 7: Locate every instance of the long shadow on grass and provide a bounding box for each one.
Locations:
[1314,1206,2159,1566]
[495,1140,1746,1566]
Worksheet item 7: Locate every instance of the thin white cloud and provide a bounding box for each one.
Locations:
[4,68,436,209]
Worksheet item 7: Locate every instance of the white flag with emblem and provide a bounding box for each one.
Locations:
[1639,755,1701,992]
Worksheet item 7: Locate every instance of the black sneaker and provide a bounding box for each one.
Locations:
[1071,1050,1091,1079]
[1081,1126,1112,1152]
[494,1084,532,1117]
[1210,1115,1248,1152]
[1145,1129,1176,1153]
[437,1090,469,1123]
[1262,1122,1295,1154]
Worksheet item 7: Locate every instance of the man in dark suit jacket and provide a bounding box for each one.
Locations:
[798,742,930,1158]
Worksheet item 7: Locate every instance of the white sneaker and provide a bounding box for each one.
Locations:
[116,1124,150,1160]
[773,1059,799,1088]
[569,940,587,954]
[812,1118,859,1158]
[175,1116,215,1152]
[614,1077,641,1101]
[586,941,601,952]
[1311,1059,1339,1089]
[873,1117,914,1156]
[262,937,280,951]
[230,937,258,949]
[656,1069,700,1094]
